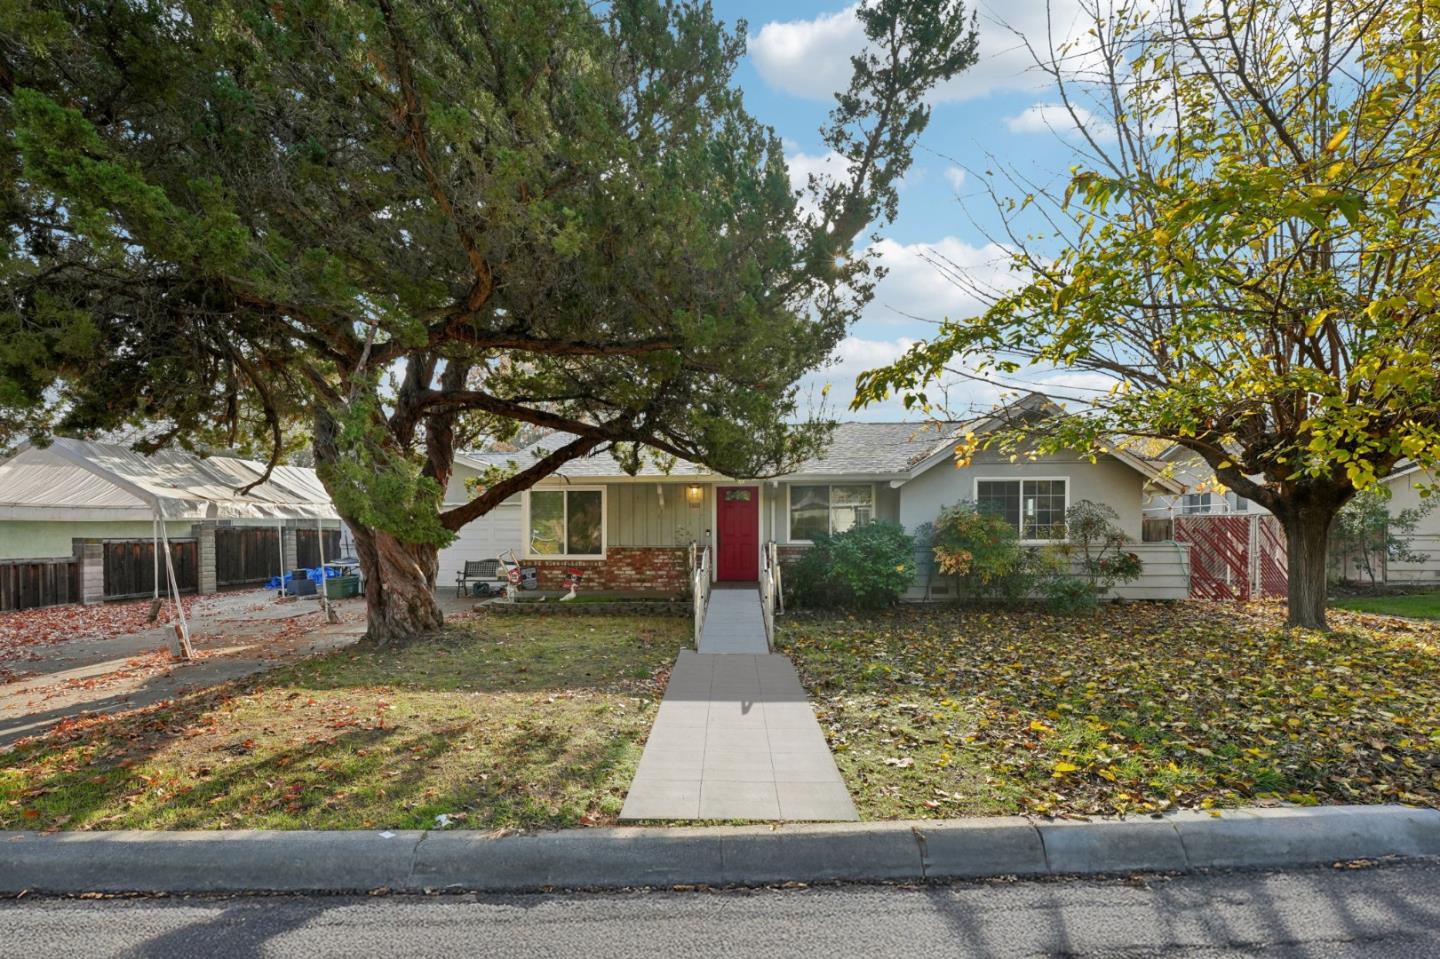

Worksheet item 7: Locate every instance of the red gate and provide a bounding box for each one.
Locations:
[1174,515,1288,600]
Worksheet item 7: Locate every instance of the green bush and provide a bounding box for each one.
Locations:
[931,501,1039,602]
[1043,500,1144,612]
[1040,573,1099,613]
[785,521,916,609]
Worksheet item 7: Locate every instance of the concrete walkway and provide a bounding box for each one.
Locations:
[697,588,769,654]
[621,588,855,821]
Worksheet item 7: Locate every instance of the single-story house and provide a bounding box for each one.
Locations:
[0,438,343,608]
[440,394,1191,601]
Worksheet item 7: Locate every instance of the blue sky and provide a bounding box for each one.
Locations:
[714,0,1104,420]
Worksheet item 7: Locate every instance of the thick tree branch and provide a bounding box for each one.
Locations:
[439,434,603,532]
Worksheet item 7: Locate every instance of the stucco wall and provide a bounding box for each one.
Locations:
[0,520,196,561]
[897,451,1148,540]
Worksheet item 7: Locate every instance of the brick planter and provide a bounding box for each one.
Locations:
[484,600,689,617]
[524,546,692,594]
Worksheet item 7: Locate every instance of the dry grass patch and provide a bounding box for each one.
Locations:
[0,614,686,831]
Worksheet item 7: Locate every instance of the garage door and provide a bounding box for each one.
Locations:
[436,499,522,588]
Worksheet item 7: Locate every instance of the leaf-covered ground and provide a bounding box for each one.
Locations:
[0,615,685,831]
[778,603,1440,819]
[0,594,208,659]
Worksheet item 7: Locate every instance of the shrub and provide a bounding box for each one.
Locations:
[931,501,1041,602]
[1044,500,1144,611]
[1040,573,1099,613]
[785,521,916,609]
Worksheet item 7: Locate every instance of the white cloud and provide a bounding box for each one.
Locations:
[799,333,1011,420]
[751,7,865,102]
[792,236,1022,419]
[783,144,850,194]
[782,144,853,220]
[1004,102,1109,139]
[798,334,917,420]
[751,1,1108,103]
[1030,369,1122,398]
[943,166,967,191]
[862,235,1018,326]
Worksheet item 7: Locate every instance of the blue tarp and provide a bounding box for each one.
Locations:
[264,566,342,591]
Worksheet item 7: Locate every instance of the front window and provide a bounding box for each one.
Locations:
[789,484,873,540]
[976,479,1067,541]
[527,488,604,556]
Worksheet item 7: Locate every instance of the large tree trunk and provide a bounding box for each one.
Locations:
[313,402,447,647]
[350,521,445,646]
[1278,503,1339,630]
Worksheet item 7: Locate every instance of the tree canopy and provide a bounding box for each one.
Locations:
[1,0,978,640]
[856,0,1440,628]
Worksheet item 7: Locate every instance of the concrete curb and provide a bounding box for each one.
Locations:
[2,805,1436,895]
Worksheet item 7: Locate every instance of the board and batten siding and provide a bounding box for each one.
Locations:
[604,482,713,548]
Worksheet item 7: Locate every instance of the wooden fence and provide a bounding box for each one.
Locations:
[1174,514,1287,600]
[296,528,343,569]
[215,526,282,588]
[102,539,198,601]
[6,525,344,610]
[0,557,81,612]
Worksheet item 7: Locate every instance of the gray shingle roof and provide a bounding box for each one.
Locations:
[460,421,975,479]
[460,433,714,478]
[788,421,973,475]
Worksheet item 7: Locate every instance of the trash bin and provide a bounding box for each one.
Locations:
[325,575,361,599]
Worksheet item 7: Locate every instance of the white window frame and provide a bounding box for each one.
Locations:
[972,476,1071,544]
[522,486,607,559]
[1182,492,1215,515]
[785,482,877,544]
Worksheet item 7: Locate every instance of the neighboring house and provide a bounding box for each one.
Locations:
[1375,463,1440,583]
[441,394,1191,601]
[1142,445,1268,540]
[1140,445,1440,584]
[0,438,342,608]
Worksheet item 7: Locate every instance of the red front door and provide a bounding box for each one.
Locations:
[716,485,759,581]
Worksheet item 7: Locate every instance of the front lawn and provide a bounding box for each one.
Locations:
[779,603,1440,820]
[1331,591,1440,620]
[0,614,685,831]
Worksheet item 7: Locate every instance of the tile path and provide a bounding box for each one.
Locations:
[620,589,856,822]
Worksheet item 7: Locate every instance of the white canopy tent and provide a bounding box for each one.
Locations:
[0,439,342,658]
[0,438,338,522]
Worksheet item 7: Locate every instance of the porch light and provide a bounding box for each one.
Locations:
[685,484,704,507]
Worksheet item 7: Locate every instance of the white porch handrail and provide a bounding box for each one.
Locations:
[759,541,782,650]
[691,541,711,646]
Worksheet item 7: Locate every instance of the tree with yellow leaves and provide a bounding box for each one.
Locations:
[858,0,1440,628]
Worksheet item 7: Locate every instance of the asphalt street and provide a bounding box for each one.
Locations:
[1,859,1437,958]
